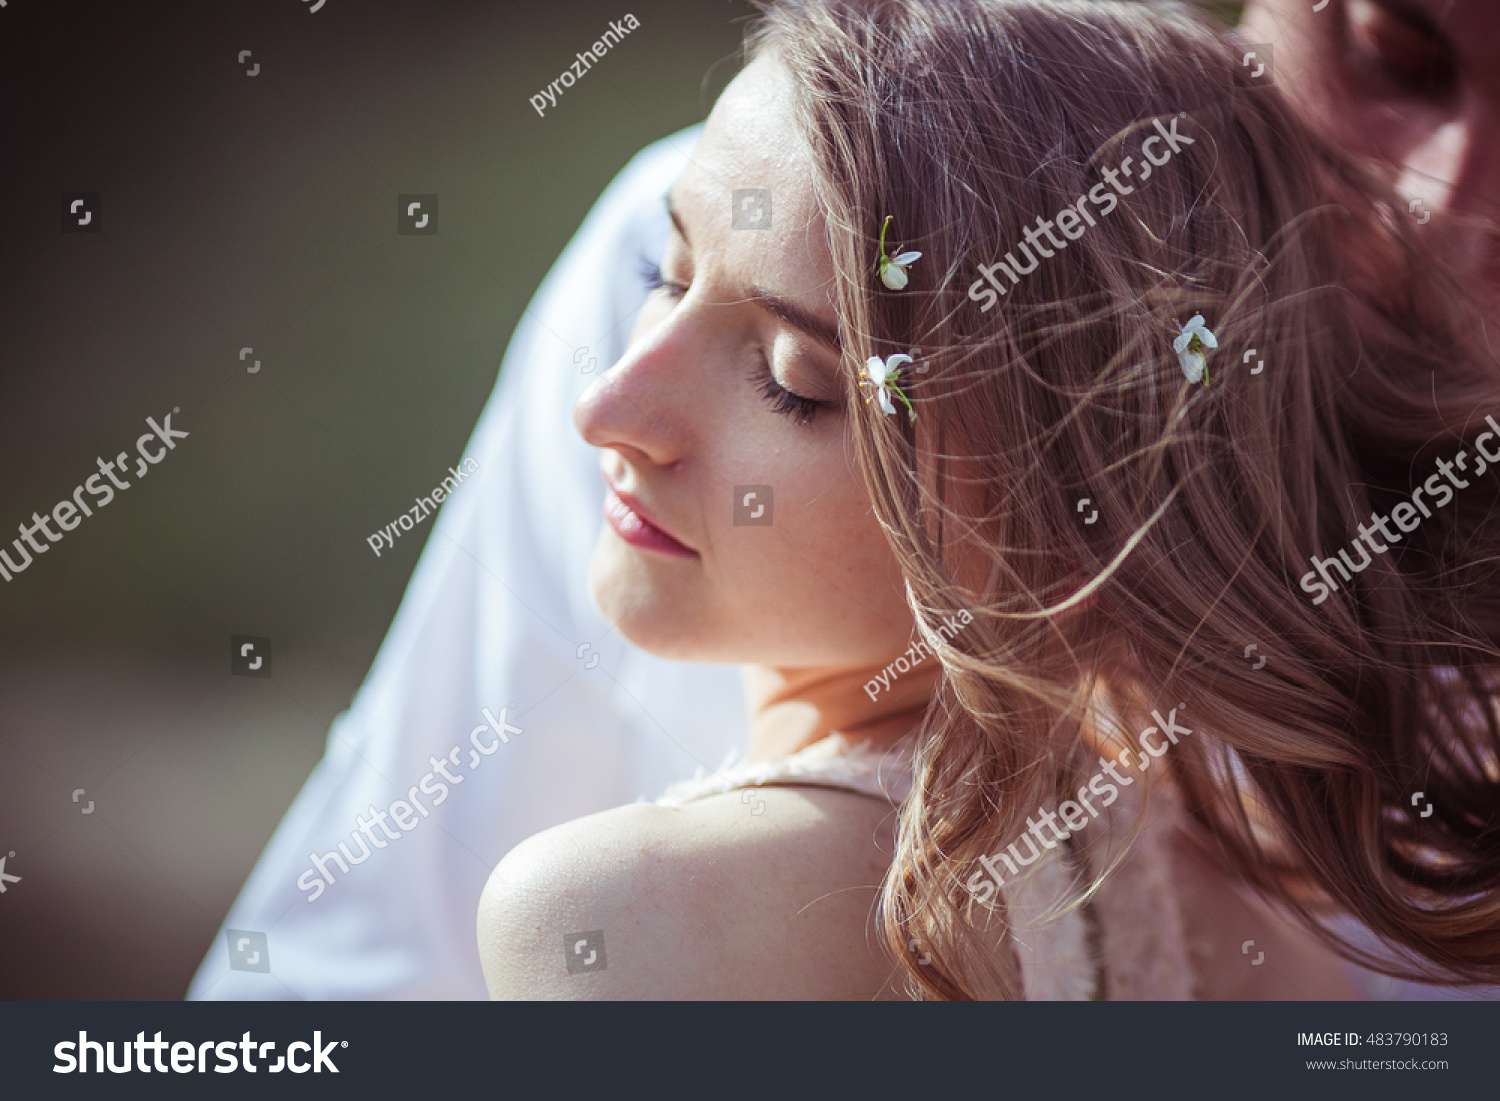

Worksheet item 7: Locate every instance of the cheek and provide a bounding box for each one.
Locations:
[794,481,898,589]
[587,393,915,666]
[718,442,913,662]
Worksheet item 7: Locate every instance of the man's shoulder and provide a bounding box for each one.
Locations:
[477,786,903,999]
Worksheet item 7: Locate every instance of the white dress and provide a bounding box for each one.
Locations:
[657,733,1195,1000]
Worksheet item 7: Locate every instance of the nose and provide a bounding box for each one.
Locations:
[572,320,692,469]
[1396,106,1500,286]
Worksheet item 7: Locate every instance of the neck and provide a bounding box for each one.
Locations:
[743,657,940,763]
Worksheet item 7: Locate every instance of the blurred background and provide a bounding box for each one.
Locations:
[0,0,749,999]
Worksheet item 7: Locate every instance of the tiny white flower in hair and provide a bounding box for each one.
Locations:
[876,215,922,291]
[1173,313,1219,384]
[860,353,917,422]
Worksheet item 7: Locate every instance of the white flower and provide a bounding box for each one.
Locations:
[879,249,923,290]
[860,353,916,421]
[876,215,921,291]
[1173,313,1218,384]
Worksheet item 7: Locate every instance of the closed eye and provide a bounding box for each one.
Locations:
[1343,0,1456,100]
[749,356,827,426]
[638,255,829,427]
[638,256,687,297]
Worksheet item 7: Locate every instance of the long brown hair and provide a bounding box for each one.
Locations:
[747,0,1500,998]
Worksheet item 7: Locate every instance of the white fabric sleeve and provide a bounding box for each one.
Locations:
[188,124,747,1001]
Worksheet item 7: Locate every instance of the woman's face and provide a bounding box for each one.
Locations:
[573,55,913,666]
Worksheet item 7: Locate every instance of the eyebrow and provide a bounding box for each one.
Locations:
[746,285,844,354]
[665,193,844,355]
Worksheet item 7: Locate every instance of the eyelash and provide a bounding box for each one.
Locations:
[750,363,825,426]
[638,255,687,297]
[637,256,828,426]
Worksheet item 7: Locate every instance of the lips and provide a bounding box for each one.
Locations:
[603,489,696,558]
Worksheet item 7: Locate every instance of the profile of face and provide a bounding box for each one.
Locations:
[572,56,913,667]
[1243,0,1500,290]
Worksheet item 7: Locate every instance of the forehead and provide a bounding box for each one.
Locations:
[671,56,834,293]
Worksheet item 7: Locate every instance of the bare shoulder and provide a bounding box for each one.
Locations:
[477,785,906,1000]
[1169,828,1360,1000]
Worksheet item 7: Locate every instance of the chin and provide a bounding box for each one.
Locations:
[588,535,720,662]
[587,530,911,666]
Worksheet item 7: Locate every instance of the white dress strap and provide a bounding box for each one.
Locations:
[1002,838,1101,1000]
[1076,777,1195,999]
